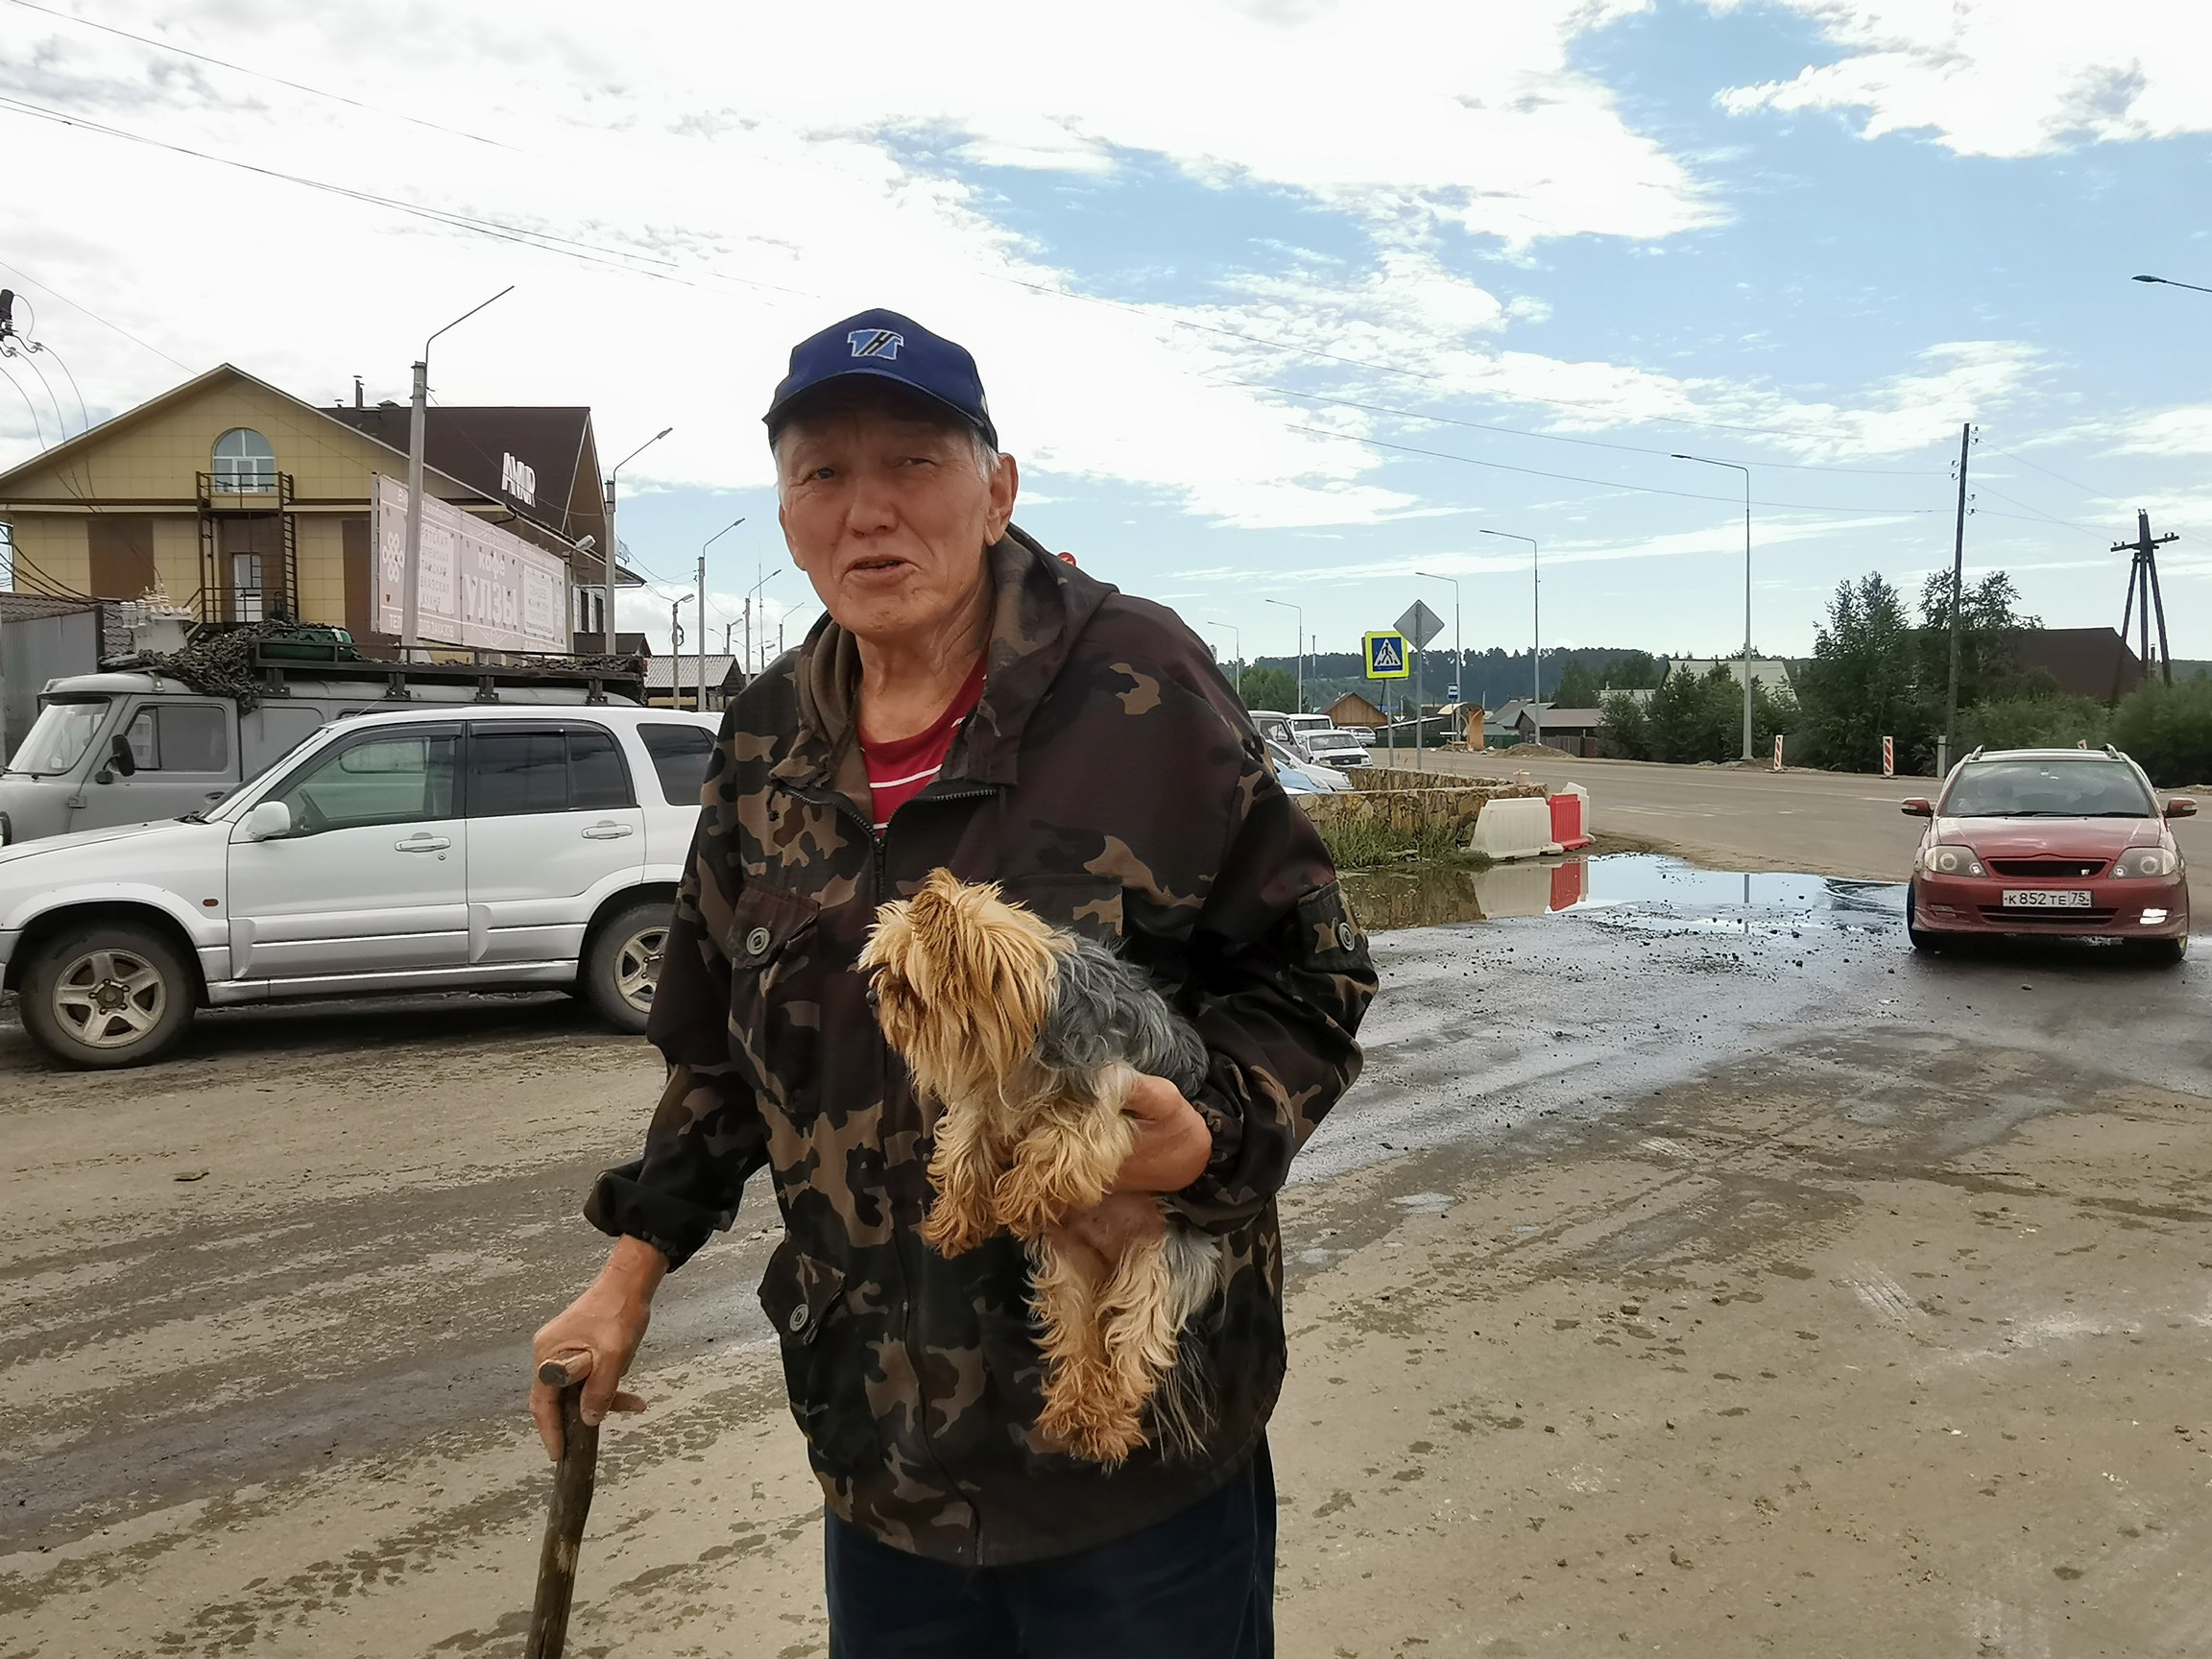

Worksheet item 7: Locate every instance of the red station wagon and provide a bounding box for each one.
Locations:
[1903,747,2196,965]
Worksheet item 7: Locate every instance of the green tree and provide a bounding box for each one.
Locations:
[2110,676,2212,786]
[1551,661,1604,708]
[1604,650,1664,690]
[1917,570,2041,714]
[1238,665,1299,713]
[1597,689,1649,759]
[1960,693,2109,753]
[1796,574,1931,772]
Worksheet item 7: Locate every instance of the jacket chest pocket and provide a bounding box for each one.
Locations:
[995,872,1126,947]
[726,884,826,1111]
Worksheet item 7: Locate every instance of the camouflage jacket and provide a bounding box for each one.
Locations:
[586,530,1375,1566]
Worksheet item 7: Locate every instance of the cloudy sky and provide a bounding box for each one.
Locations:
[3,0,2208,669]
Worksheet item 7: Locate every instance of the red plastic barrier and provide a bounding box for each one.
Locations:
[1548,785,1592,851]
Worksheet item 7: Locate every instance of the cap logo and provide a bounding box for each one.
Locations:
[848,327,904,360]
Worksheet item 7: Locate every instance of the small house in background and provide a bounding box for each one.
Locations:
[1517,705,1604,755]
[1326,690,1385,731]
[646,653,745,711]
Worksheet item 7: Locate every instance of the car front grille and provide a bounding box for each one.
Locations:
[1987,857,2106,878]
[1979,906,2118,926]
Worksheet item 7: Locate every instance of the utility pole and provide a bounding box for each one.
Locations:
[2113,509,2178,693]
[695,555,708,712]
[1941,421,1973,777]
[1670,455,1754,760]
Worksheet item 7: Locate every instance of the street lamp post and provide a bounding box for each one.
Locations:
[2132,274,2212,295]
[744,568,781,676]
[700,517,745,712]
[1477,530,1538,745]
[599,425,673,651]
[1413,570,1460,731]
[1205,621,1242,699]
[1671,454,1755,762]
[402,285,514,660]
[1264,598,1303,711]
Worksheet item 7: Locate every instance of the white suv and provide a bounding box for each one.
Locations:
[0,704,721,1068]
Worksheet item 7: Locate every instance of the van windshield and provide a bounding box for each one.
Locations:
[6,698,110,777]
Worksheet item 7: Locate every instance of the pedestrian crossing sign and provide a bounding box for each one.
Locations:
[1364,631,1410,680]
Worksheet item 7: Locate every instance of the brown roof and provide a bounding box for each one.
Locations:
[2007,628,2143,700]
[328,405,606,549]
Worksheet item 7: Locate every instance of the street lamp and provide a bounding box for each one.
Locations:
[699,517,745,713]
[1264,597,1303,711]
[1412,570,1460,722]
[597,424,673,649]
[2133,274,2212,295]
[1671,454,1755,762]
[1478,529,1539,743]
[402,284,514,659]
[745,567,781,676]
[1205,621,1242,698]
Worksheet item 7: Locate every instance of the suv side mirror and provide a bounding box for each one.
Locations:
[108,733,138,778]
[1900,798,1934,817]
[244,800,293,840]
[2168,797,2199,819]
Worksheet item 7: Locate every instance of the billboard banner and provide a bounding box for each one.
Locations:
[372,473,568,653]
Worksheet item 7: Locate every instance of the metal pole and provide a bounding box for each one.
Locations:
[1670,455,1754,759]
[401,286,513,661]
[1265,598,1302,711]
[401,358,426,658]
[602,426,673,653]
[1943,421,1971,766]
[1476,531,1538,745]
[695,555,707,712]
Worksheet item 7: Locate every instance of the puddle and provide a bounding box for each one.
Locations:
[1344,853,1904,935]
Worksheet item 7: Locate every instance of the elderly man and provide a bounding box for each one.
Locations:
[531,309,1374,1657]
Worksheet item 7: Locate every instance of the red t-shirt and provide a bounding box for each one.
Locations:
[861,660,986,834]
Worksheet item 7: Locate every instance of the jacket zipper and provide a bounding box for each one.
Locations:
[878,781,1002,1562]
[782,774,1000,1562]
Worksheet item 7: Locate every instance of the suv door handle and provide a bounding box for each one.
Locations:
[581,822,636,840]
[397,834,452,853]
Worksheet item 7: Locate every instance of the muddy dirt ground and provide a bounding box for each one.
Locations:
[2,858,2208,1656]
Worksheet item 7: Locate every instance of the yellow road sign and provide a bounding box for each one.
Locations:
[1364,631,1410,679]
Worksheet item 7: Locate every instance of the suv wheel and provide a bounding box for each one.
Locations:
[21,921,197,1068]
[584,897,671,1034]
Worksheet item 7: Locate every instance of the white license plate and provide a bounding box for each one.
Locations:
[2002,889,2092,909]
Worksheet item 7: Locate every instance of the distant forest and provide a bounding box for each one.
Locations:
[1243,645,1665,712]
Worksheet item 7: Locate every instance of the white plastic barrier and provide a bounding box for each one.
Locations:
[1470,795,1560,861]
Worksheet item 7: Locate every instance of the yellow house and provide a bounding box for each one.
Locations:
[0,364,610,652]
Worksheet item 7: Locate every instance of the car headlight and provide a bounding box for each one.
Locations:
[1922,844,1985,877]
[2113,847,2181,878]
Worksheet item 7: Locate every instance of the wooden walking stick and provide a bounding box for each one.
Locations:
[525,1352,601,1659]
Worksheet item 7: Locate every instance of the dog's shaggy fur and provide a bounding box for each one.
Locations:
[860,870,1224,1465]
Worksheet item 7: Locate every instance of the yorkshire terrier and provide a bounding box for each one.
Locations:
[860,870,1224,1466]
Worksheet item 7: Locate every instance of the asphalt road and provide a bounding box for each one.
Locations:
[3,839,2209,1655]
[1410,748,2212,922]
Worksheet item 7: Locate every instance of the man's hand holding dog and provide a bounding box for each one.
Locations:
[1048,1074,1210,1283]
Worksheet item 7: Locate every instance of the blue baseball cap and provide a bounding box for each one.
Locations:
[763,308,997,448]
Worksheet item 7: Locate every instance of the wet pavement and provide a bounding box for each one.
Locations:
[2,854,2208,1655]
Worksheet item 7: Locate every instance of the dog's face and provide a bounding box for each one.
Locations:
[860,870,1065,1103]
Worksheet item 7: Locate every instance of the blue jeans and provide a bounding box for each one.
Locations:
[825,1441,1276,1659]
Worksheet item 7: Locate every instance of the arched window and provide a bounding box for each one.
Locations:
[211,427,276,492]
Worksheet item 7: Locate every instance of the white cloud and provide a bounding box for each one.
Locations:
[1712,0,2212,158]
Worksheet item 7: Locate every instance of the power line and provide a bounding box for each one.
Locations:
[4,0,517,151]
[1283,423,1945,515]
[0,255,192,372]
[1980,441,2124,505]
